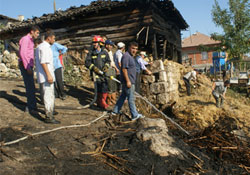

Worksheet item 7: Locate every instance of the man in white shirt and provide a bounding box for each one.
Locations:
[35,30,60,124]
[114,42,125,74]
[114,42,125,91]
[183,70,197,96]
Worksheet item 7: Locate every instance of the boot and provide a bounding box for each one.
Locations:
[44,113,60,124]
[97,93,102,107]
[111,92,117,105]
[106,93,113,105]
[101,93,109,109]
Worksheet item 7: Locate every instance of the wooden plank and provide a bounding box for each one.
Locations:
[163,39,167,60]
[153,34,158,60]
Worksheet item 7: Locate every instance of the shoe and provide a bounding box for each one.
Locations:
[131,114,145,121]
[29,110,40,115]
[44,117,61,124]
[60,95,66,100]
[110,111,122,116]
[53,111,59,115]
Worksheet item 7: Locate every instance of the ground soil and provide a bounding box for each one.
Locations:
[0,74,249,175]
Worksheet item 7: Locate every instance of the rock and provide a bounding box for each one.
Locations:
[10,59,18,69]
[0,63,8,73]
[149,60,165,73]
[137,118,184,157]
[157,91,179,104]
[150,82,168,94]
[158,71,167,82]
[3,50,10,56]
[142,74,155,84]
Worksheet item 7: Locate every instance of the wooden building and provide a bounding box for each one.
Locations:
[0,0,188,63]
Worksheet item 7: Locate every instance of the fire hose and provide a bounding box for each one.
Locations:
[99,72,190,136]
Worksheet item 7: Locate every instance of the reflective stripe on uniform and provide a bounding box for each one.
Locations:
[92,56,97,59]
[101,55,106,58]
[89,64,94,70]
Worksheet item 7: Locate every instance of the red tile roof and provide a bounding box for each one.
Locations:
[182,32,220,48]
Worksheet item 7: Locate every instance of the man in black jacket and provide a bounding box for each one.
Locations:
[85,35,111,109]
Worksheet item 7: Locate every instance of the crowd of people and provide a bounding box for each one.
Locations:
[18,26,229,125]
[18,27,153,124]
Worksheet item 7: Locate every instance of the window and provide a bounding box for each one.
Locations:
[201,52,208,60]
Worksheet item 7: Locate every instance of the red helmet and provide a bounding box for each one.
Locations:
[92,35,104,43]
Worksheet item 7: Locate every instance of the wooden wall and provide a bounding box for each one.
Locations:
[3,3,184,64]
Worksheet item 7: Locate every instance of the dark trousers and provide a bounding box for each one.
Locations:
[54,68,65,98]
[183,77,191,96]
[19,64,37,111]
[135,72,141,94]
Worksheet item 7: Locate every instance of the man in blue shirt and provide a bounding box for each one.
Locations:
[51,42,68,100]
[135,51,152,93]
[112,42,144,121]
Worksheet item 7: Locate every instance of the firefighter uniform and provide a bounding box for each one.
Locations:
[85,45,111,109]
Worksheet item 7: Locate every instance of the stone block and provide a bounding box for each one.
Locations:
[142,74,155,84]
[149,60,165,73]
[140,84,150,96]
[150,82,168,94]
[0,63,8,73]
[158,71,167,82]
[157,91,179,104]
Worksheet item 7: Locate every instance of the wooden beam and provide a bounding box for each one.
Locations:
[153,34,158,60]
[163,39,167,60]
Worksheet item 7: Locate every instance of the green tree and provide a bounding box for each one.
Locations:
[211,0,250,59]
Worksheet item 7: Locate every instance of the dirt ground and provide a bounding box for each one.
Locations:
[0,74,249,175]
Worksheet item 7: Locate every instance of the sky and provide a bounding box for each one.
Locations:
[0,0,229,39]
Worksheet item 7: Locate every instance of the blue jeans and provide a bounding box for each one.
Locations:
[113,84,139,118]
[19,64,37,111]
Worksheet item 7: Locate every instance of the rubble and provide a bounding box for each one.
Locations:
[0,51,21,78]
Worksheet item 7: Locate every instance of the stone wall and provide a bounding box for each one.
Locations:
[141,60,185,106]
[0,50,21,78]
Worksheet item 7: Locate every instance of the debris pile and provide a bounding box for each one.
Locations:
[0,50,21,78]
[185,116,250,174]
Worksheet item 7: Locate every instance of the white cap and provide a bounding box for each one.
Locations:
[117,42,125,48]
[140,51,147,56]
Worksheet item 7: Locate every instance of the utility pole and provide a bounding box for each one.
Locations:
[54,0,56,13]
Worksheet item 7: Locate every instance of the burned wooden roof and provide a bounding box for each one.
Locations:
[0,14,19,22]
[0,0,188,39]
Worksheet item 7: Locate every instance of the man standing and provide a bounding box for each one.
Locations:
[35,30,60,124]
[114,42,125,91]
[51,42,68,100]
[19,26,40,114]
[114,42,125,74]
[135,51,152,93]
[85,35,111,110]
[104,40,117,105]
[112,42,144,121]
[183,70,197,96]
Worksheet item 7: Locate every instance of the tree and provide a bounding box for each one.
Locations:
[211,0,250,59]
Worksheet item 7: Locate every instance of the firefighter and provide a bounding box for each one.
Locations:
[85,35,111,109]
